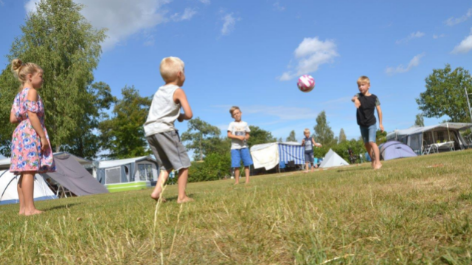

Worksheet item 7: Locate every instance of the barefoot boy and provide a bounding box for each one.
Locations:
[227,106,253,184]
[301,128,322,172]
[352,76,384,170]
[144,57,193,203]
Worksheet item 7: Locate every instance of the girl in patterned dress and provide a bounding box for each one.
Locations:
[9,59,55,216]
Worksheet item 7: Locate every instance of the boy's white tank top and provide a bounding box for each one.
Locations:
[144,84,181,136]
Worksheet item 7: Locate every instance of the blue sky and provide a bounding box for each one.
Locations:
[1,0,472,144]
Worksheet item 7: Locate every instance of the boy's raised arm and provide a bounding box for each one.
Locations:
[174,88,193,122]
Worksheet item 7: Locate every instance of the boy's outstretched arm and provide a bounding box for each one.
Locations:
[376,105,384,132]
[352,96,361,109]
[174,88,193,122]
[312,137,321,147]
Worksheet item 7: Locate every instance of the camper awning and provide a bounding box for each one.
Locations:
[388,122,472,137]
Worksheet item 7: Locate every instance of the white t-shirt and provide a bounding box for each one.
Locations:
[228,121,250,149]
[143,85,181,136]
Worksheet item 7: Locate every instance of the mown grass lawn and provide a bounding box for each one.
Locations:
[1,150,472,264]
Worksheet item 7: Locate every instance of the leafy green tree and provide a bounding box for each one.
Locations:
[313,111,336,146]
[338,128,347,143]
[414,114,424,127]
[181,118,222,161]
[278,137,283,142]
[0,0,106,156]
[98,86,151,159]
[247,126,276,147]
[416,64,472,122]
[286,130,297,142]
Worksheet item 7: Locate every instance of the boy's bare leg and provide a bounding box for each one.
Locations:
[151,169,170,201]
[177,168,193,203]
[304,162,309,173]
[21,172,43,216]
[17,175,26,215]
[311,163,315,172]
[370,142,382,170]
[244,166,250,184]
[234,168,240,184]
[364,143,374,168]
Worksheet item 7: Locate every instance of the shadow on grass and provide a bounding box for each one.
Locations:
[43,203,82,211]
[164,194,195,203]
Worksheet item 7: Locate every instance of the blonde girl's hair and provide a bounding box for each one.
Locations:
[229,106,240,117]
[304,128,310,134]
[11,59,42,90]
[357,75,370,84]
[160,57,185,82]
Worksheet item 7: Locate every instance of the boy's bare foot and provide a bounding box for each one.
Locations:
[234,182,239,185]
[374,163,382,170]
[177,197,194,204]
[24,209,43,216]
[151,195,167,202]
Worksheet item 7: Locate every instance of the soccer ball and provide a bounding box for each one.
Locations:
[297,75,315,92]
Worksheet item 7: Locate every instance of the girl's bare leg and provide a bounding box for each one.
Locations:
[21,172,43,216]
[17,175,25,215]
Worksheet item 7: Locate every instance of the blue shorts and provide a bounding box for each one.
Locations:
[360,124,377,143]
[304,150,314,163]
[231,148,253,168]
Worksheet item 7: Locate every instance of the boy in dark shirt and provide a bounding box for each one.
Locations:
[352,76,384,170]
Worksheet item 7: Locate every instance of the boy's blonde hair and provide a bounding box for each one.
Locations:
[160,57,185,82]
[304,128,310,134]
[11,58,42,90]
[229,106,240,117]
[357,75,370,84]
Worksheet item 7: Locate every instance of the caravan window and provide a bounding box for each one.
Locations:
[105,166,121,184]
[137,163,157,181]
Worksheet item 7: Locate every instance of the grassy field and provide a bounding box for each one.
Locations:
[1,150,472,264]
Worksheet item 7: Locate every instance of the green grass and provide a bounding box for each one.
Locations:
[1,150,472,264]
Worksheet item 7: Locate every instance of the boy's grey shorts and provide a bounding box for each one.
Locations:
[146,130,191,171]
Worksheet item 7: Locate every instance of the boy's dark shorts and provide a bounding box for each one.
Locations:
[146,130,191,171]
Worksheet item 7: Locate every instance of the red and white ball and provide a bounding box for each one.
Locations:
[297,75,315,92]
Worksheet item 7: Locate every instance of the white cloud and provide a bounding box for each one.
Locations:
[433,34,445,39]
[385,53,425,75]
[171,8,197,21]
[452,28,472,54]
[273,2,285,11]
[0,0,4,6]
[221,13,239,35]
[199,0,210,4]
[279,37,339,81]
[395,31,425,44]
[25,0,173,50]
[445,7,472,26]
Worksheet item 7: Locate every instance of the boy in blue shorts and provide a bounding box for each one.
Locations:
[352,76,384,170]
[301,128,322,172]
[227,106,253,184]
[144,57,193,203]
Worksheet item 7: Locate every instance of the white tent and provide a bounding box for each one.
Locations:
[0,170,57,205]
[250,142,304,171]
[320,149,349,168]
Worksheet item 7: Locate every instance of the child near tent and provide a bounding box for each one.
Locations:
[144,57,193,203]
[301,128,322,172]
[9,58,55,216]
[227,106,253,184]
[352,75,384,170]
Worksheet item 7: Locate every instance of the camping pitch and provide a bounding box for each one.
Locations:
[319,149,349,168]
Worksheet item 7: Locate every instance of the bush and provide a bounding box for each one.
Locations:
[188,152,231,183]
